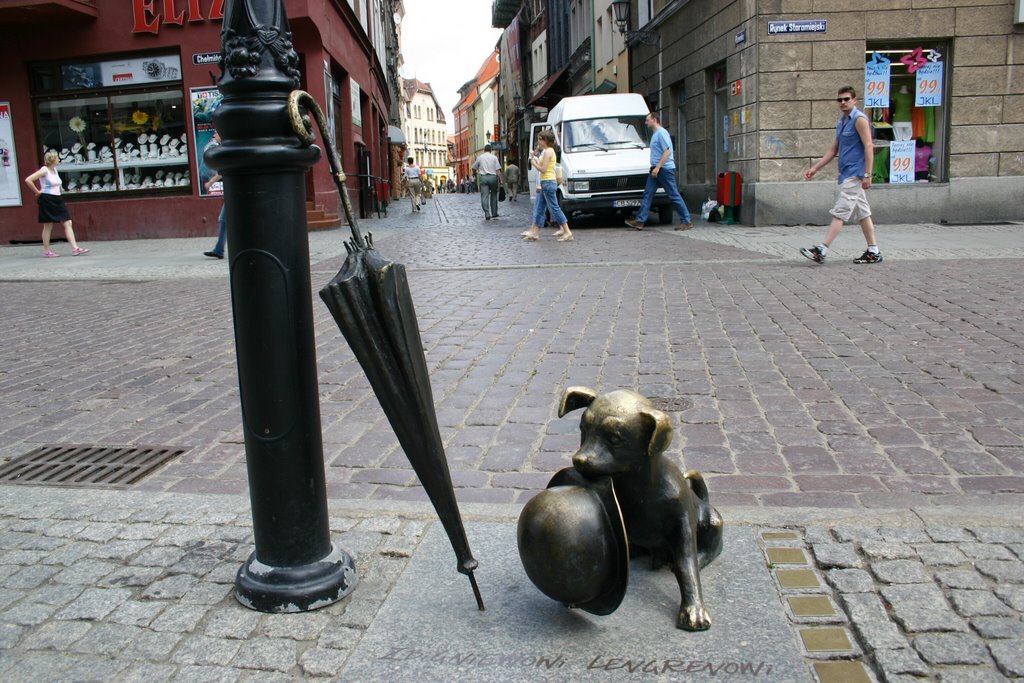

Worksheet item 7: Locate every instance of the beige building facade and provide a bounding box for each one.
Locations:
[629,0,1024,225]
[402,78,453,187]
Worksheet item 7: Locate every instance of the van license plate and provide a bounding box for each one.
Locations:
[613,199,641,208]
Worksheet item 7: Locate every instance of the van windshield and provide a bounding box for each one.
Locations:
[563,115,648,151]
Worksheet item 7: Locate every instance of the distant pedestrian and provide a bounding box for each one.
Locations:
[203,174,226,259]
[624,111,692,231]
[472,144,504,220]
[203,132,226,259]
[505,162,520,201]
[24,150,89,258]
[403,157,422,211]
[522,129,572,242]
[800,85,882,265]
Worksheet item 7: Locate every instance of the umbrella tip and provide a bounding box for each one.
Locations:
[468,571,485,611]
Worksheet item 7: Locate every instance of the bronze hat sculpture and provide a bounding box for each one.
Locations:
[518,468,628,615]
[518,387,723,630]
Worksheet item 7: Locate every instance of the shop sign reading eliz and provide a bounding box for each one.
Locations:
[132,0,225,34]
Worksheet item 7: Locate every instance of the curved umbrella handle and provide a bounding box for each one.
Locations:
[287,89,366,251]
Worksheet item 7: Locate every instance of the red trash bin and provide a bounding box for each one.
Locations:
[716,172,742,224]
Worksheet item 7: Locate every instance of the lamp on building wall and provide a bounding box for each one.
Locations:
[611,0,660,46]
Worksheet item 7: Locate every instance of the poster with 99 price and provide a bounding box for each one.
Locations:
[889,140,915,184]
[915,61,943,107]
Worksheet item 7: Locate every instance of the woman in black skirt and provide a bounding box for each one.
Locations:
[24,150,89,258]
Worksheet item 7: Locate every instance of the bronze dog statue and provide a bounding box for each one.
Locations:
[559,386,724,631]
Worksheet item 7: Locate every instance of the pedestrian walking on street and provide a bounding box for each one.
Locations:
[624,111,692,232]
[505,162,520,201]
[801,85,883,265]
[203,173,226,259]
[24,150,89,258]
[522,129,572,242]
[403,157,422,212]
[472,144,504,220]
[202,132,226,259]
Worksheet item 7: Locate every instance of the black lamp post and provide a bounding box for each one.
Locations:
[611,0,660,46]
[205,0,357,613]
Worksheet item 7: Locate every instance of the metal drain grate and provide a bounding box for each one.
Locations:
[0,444,187,489]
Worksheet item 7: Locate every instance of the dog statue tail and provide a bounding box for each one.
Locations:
[686,469,724,569]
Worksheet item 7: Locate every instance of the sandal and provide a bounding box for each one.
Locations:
[72,247,90,256]
[557,235,574,242]
[43,250,59,258]
[522,234,539,241]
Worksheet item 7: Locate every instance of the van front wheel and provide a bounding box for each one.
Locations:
[657,206,674,225]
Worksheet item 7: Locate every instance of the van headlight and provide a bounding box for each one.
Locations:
[570,180,589,193]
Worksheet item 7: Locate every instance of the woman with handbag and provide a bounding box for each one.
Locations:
[522,130,572,242]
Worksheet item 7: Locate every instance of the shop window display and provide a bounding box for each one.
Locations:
[863,42,949,184]
[31,55,190,197]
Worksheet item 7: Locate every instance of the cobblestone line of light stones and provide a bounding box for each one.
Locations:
[779,524,1024,682]
[0,490,426,681]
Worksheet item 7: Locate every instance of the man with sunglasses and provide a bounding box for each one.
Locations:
[800,86,882,264]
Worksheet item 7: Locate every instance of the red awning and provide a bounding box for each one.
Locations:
[527,65,570,109]
[0,0,98,25]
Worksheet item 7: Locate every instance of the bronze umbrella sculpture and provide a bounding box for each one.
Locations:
[288,92,484,611]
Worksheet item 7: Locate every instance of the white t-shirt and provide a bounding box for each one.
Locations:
[472,152,502,175]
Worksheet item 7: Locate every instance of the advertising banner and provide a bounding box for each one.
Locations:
[889,140,916,184]
[915,62,943,107]
[351,80,362,127]
[0,102,23,207]
[61,55,182,91]
[189,87,223,197]
[864,52,891,109]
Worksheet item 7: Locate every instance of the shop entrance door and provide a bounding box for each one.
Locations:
[709,63,728,181]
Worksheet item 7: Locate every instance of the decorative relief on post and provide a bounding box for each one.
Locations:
[221,0,300,85]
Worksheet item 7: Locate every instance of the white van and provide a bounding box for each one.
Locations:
[527,93,674,225]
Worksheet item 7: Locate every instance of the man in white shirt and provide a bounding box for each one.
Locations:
[471,144,505,220]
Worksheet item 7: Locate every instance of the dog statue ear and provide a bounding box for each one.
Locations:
[639,408,673,457]
[558,386,597,417]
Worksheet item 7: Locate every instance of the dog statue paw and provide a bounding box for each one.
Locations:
[679,602,712,631]
[519,386,724,631]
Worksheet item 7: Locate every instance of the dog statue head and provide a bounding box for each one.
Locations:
[559,386,672,479]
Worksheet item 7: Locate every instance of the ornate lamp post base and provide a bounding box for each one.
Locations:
[235,543,358,613]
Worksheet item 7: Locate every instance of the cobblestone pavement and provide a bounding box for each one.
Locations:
[1,193,1022,507]
[1,192,1023,681]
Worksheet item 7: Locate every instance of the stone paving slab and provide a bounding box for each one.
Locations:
[340,522,806,682]
[1,488,1021,681]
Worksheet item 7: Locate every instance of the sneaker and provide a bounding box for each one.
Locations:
[853,250,883,264]
[675,223,693,231]
[625,218,644,230]
[204,251,224,259]
[800,246,826,264]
